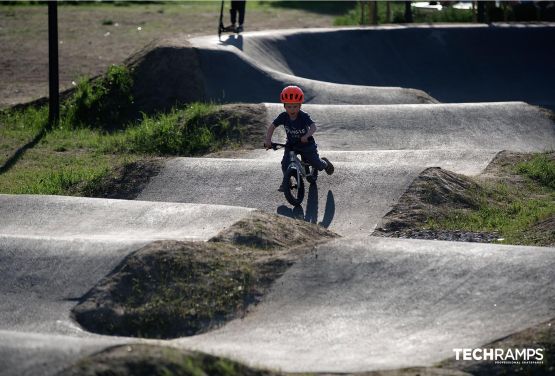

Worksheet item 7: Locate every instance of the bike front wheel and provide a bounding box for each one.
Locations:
[283,167,305,206]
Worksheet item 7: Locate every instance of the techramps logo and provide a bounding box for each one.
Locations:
[453,348,545,365]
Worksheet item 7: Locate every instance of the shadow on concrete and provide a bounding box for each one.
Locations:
[219,34,244,50]
[276,186,335,228]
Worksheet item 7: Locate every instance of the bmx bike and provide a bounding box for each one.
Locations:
[269,142,318,207]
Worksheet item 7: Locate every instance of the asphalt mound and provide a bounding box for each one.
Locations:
[191,32,436,105]
[174,236,555,373]
[236,26,555,110]
[0,194,253,241]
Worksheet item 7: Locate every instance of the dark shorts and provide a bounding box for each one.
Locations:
[281,142,327,174]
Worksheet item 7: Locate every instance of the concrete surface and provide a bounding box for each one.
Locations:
[0,195,253,242]
[260,102,554,152]
[193,25,555,110]
[176,237,555,373]
[190,29,437,105]
[137,152,497,237]
[1,25,555,375]
[0,196,253,375]
[138,101,553,236]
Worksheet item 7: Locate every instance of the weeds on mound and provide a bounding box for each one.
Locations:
[0,65,240,196]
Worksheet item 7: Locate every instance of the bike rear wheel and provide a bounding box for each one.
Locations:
[283,168,305,206]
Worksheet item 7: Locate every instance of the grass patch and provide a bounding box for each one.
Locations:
[0,106,48,166]
[0,63,263,196]
[517,153,555,189]
[0,125,138,196]
[0,101,253,196]
[72,212,337,339]
[59,344,282,376]
[425,180,554,245]
[425,152,555,245]
[63,64,135,130]
[104,103,234,156]
[73,241,259,338]
[376,152,555,246]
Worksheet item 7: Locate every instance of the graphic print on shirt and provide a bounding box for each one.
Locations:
[273,111,315,145]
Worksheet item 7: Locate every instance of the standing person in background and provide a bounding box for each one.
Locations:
[224,1,246,33]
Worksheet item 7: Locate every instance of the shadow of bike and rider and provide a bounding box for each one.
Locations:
[277,184,335,228]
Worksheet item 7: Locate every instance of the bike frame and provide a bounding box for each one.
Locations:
[269,142,317,206]
[272,143,316,182]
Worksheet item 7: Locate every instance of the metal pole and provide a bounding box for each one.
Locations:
[48,1,59,128]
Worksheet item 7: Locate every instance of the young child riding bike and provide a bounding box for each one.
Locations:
[264,85,334,191]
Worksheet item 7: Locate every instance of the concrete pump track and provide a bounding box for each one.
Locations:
[1,25,555,375]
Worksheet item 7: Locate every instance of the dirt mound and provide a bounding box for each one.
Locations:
[125,37,205,114]
[375,167,482,233]
[528,215,555,247]
[374,152,554,246]
[203,103,268,150]
[58,344,281,376]
[71,212,337,339]
[78,158,164,200]
[210,210,337,249]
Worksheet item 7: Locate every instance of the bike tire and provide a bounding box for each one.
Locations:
[284,167,305,206]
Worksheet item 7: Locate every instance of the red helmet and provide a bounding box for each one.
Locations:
[280,86,304,103]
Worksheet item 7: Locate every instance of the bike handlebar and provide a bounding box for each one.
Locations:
[264,142,286,150]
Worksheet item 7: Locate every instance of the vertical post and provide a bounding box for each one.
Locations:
[386,1,391,23]
[48,1,59,128]
[360,1,365,25]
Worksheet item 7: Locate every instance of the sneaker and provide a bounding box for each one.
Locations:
[236,24,244,33]
[322,157,334,175]
[278,183,285,192]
